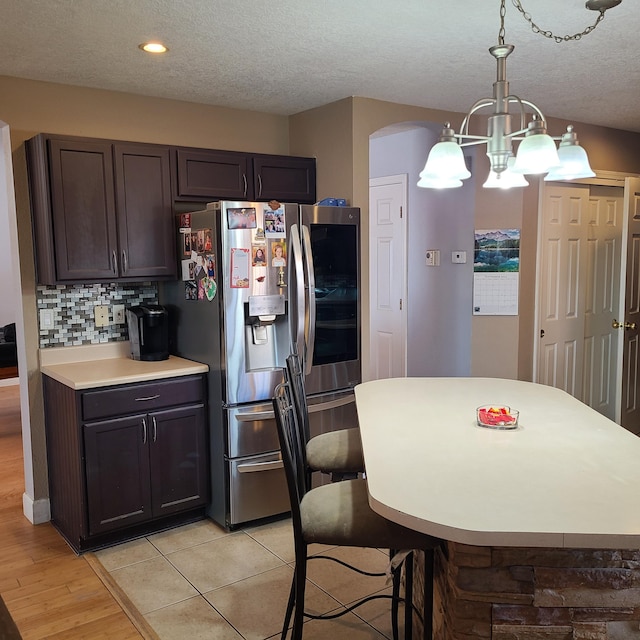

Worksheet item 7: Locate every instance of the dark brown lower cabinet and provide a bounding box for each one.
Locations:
[43,374,209,552]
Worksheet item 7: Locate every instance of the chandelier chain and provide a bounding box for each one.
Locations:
[510,0,608,43]
[499,0,507,44]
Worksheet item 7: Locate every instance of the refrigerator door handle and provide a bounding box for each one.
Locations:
[289,223,305,357]
[301,224,316,376]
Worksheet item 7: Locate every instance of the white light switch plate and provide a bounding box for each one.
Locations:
[39,309,54,329]
[425,250,440,266]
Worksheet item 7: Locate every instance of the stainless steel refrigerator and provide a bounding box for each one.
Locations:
[160,200,360,529]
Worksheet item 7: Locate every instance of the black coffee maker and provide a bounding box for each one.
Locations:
[127,305,169,361]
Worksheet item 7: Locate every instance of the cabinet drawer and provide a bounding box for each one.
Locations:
[82,375,205,421]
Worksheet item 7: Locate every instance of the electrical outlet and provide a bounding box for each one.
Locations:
[113,305,125,324]
[94,305,110,328]
[452,251,467,264]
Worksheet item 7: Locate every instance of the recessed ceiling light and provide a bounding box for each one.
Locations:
[139,42,168,54]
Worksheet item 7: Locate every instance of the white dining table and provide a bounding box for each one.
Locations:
[354,377,640,549]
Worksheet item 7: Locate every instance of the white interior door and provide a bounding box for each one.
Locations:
[537,185,589,397]
[620,177,640,433]
[536,183,624,420]
[368,175,407,380]
[582,186,624,419]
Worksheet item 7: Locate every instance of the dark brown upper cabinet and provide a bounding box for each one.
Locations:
[174,147,316,204]
[27,135,176,285]
[251,154,316,203]
[175,148,252,201]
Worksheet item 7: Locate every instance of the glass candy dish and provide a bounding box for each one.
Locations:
[477,405,519,430]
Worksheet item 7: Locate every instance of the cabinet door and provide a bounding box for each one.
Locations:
[48,138,120,281]
[149,404,208,517]
[252,155,316,204]
[84,415,152,536]
[175,148,252,201]
[113,144,176,280]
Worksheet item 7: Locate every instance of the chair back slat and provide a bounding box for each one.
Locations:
[273,382,307,530]
[286,353,311,444]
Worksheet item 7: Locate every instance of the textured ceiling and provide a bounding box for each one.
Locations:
[0,0,638,132]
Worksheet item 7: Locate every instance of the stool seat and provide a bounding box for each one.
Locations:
[301,477,434,550]
[305,428,364,475]
[286,353,365,480]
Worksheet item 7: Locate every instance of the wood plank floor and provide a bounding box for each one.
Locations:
[0,384,145,639]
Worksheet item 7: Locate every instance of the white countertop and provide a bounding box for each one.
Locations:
[355,377,640,549]
[39,342,208,390]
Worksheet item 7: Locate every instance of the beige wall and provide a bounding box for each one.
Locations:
[0,76,290,153]
[289,97,354,202]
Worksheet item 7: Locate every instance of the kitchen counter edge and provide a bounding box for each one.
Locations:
[41,355,208,390]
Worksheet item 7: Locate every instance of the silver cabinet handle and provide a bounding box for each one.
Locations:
[152,416,157,442]
[142,417,147,444]
[122,250,128,274]
[111,250,117,275]
[135,395,160,401]
[237,459,284,473]
[242,173,248,199]
[258,174,263,198]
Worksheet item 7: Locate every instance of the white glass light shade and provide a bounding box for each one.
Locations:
[544,143,595,181]
[483,158,529,189]
[421,141,471,181]
[512,132,560,174]
[417,173,463,189]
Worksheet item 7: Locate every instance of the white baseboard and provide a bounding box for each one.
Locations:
[0,377,18,387]
[23,493,51,524]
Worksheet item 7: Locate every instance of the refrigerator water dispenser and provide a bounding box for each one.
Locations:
[245,296,288,372]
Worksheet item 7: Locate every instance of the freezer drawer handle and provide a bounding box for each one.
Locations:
[234,397,353,422]
[237,459,284,473]
[308,395,355,413]
[236,409,275,422]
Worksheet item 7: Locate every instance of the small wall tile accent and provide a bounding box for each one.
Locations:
[37,282,158,348]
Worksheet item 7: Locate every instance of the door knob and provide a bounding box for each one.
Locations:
[612,319,637,330]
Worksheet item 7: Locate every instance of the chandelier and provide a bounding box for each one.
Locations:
[418,0,622,190]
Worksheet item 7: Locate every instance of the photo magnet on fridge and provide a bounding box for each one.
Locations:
[206,254,215,278]
[184,281,197,300]
[264,206,285,237]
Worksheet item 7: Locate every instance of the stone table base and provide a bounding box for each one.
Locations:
[412,543,640,640]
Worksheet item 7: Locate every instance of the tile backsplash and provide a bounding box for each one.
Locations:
[37,282,158,348]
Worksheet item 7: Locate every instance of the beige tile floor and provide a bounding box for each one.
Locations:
[95,517,402,640]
